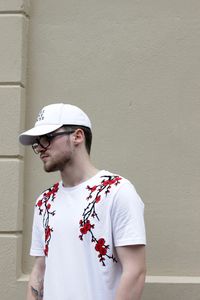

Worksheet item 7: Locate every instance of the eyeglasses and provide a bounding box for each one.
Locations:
[32,130,75,154]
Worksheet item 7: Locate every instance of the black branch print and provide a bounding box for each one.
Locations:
[79,175,122,266]
[36,183,59,256]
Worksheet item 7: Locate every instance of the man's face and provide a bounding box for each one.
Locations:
[34,128,75,173]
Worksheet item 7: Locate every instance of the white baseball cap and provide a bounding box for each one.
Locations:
[19,103,92,145]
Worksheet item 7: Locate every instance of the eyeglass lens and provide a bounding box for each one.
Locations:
[32,131,75,154]
[32,136,51,154]
[38,136,50,148]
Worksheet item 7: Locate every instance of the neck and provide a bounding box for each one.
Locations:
[60,154,99,187]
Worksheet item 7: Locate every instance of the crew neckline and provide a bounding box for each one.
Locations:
[60,170,106,191]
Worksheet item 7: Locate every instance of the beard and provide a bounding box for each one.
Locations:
[43,162,60,172]
[42,152,72,173]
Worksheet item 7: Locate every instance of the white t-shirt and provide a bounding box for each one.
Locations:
[30,170,146,300]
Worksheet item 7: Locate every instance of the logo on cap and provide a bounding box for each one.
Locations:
[37,109,45,121]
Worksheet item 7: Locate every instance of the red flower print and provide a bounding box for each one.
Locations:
[97,238,105,245]
[44,244,49,256]
[51,183,59,196]
[102,177,122,187]
[45,226,52,241]
[36,182,59,256]
[79,174,121,265]
[95,195,101,203]
[47,203,51,210]
[95,243,107,254]
[80,220,94,235]
[87,185,97,192]
[85,221,91,231]
[95,238,111,265]
[80,227,87,235]
[44,191,52,198]
[37,199,43,207]
[99,247,107,256]
[102,179,111,186]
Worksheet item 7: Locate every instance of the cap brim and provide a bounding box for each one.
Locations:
[19,124,62,145]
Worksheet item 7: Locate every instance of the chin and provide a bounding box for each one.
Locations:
[43,163,58,173]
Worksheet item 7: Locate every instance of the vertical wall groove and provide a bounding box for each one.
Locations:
[0,0,29,299]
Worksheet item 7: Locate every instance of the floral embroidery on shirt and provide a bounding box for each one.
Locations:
[79,175,122,266]
[36,182,59,256]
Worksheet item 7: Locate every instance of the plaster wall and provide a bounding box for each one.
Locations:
[0,1,29,299]
[0,0,200,299]
[22,1,200,299]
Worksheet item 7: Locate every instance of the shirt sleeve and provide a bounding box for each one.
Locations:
[111,180,146,247]
[30,201,45,256]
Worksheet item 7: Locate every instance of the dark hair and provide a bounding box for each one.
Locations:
[63,125,92,154]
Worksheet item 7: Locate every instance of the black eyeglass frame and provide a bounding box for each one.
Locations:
[32,130,75,154]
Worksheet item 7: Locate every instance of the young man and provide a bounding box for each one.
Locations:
[19,103,146,300]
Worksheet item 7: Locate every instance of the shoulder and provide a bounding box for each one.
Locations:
[98,170,128,187]
[35,182,60,208]
[99,170,144,205]
[102,171,144,208]
[41,182,60,196]
[100,171,138,193]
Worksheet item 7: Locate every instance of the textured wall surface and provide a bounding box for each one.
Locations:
[1,0,200,299]
[22,1,200,299]
[0,0,29,12]
[0,0,29,299]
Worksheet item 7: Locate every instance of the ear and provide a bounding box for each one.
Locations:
[73,129,84,146]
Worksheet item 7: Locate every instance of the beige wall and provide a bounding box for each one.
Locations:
[1,0,200,299]
[0,0,29,299]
